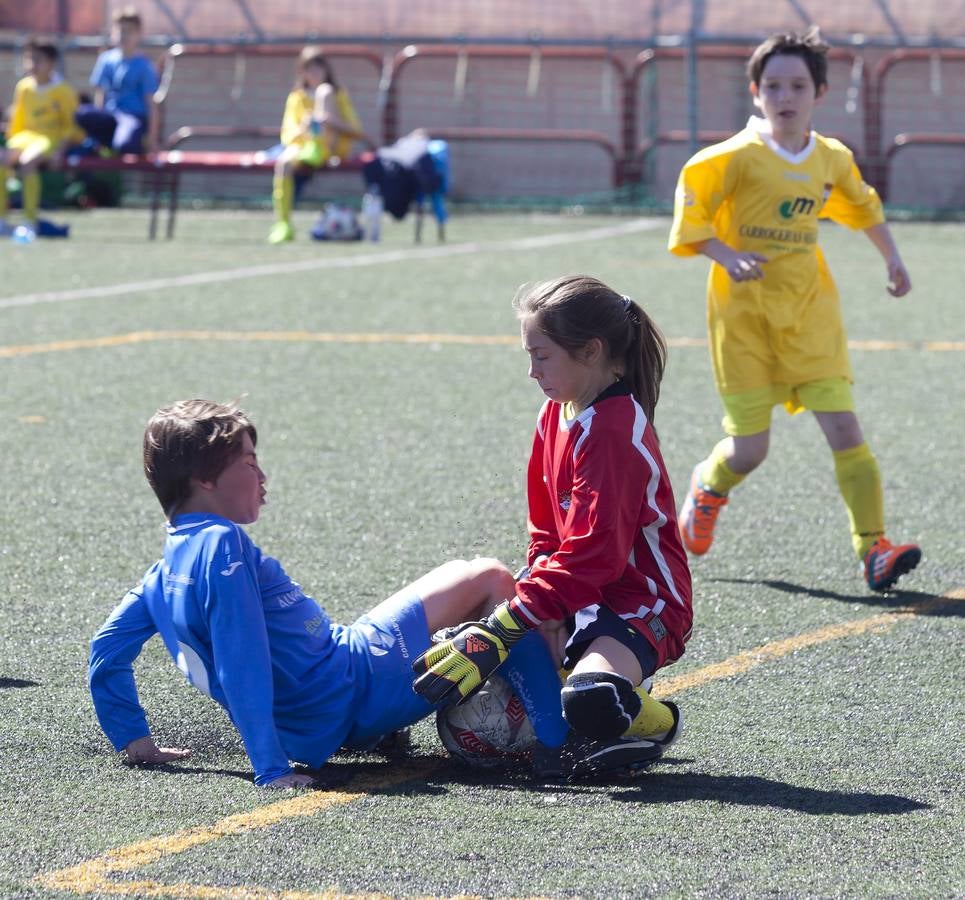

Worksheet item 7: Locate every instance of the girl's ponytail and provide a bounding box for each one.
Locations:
[623,297,667,423]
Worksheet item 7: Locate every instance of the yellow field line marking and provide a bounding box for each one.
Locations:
[34,762,443,898]
[2,330,963,359]
[652,587,965,699]
[35,590,963,898]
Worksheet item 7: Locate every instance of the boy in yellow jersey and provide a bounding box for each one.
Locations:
[1,39,81,240]
[269,46,371,244]
[668,29,920,592]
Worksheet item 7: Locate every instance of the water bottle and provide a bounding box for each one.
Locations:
[12,225,36,245]
[362,185,382,242]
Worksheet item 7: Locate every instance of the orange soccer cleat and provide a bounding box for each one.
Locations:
[677,465,728,555]
[862,538,922,592]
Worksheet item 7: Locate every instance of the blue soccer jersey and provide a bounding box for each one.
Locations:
[89,513,373,785]
[90,48,158,120]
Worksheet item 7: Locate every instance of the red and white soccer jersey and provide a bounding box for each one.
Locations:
[511,383,693,669]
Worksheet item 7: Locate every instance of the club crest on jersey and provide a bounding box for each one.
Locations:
[777,195,815,221]
[648,615,667,643]
[558,490,572,511]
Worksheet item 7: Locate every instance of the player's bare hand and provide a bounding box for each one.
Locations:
[125,735,192,764]
[886,258,911,297]
[264,772,315,789]
[726,252,768,282]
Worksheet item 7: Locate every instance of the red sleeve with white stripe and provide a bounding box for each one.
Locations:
[513,407,650,624]
[525,401,559,566]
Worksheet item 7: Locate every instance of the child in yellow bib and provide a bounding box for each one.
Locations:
[668,29,920,592]
[1,39,81,239]
[269,46,371,244]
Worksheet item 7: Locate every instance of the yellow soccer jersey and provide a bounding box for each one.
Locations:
[279,89,314,147]
[668,117,884,395]
[279,86,360,161]
[7,75,80,146]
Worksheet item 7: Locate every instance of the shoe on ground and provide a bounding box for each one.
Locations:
[372,728,412,758]
[37,218,70,238]
[533,731,663,781]
[268,220,294,244]
[863,538,921,592]
[678,464,728,555]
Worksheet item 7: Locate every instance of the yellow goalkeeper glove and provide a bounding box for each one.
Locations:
[411,602,530,707]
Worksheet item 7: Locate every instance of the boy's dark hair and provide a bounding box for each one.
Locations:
[514,275,667,424]
[113,6,143,28]
[26,38,59,64]
[143,399,257,518]
[747,27,829,92]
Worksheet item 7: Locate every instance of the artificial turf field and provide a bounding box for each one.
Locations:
[1,208,963,899]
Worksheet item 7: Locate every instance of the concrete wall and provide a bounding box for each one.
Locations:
[1,43,961,210]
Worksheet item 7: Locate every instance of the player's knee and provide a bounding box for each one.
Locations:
[561,671,642,740]
[468,556,515,593]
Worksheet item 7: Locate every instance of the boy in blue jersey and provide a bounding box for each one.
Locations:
[75,7,159,155]
[89,399,540,788]
[92,399,659,788]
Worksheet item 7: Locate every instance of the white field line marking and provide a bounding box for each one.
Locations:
[0,218,662,311]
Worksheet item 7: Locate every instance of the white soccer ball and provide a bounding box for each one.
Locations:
[311,204,362,241]
[436,674,537,767]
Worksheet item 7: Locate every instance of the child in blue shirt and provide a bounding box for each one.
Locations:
[75,7,159,154]
[90,399,583,787]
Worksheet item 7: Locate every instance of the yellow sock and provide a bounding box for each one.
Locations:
[272,173,293,224]
[700,439,745,495]
[0,166,8,218]
[833,442,884,559]
[623,684,675,738]
[22,170,40,222]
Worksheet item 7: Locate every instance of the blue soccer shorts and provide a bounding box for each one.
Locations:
[342,588,435,748]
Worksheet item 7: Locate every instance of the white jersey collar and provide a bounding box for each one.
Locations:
[746,115,815,165]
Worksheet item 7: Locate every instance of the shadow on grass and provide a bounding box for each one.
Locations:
[711,578,962,617]
[123,761,257,783]
[611,771,931,815]
[0,677,40,688]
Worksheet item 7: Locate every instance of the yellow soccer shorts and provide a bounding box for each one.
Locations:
[720,377,855,436]
[5,130,54,159]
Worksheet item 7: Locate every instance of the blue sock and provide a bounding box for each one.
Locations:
[501,631,568,748]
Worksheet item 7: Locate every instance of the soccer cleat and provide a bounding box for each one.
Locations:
[372,728,412,758]
[556,732,663,780]
[268,220,294,244]
[36,218,70,238]
[678,464,728,555]
[862,538,921,592]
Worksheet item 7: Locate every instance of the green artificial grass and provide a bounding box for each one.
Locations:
[0,210,962,898]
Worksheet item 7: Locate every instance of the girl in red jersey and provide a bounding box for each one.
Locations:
[414,275,691,755]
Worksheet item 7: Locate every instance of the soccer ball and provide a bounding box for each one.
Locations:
[310,204,363,241]
[436,675,537,767]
